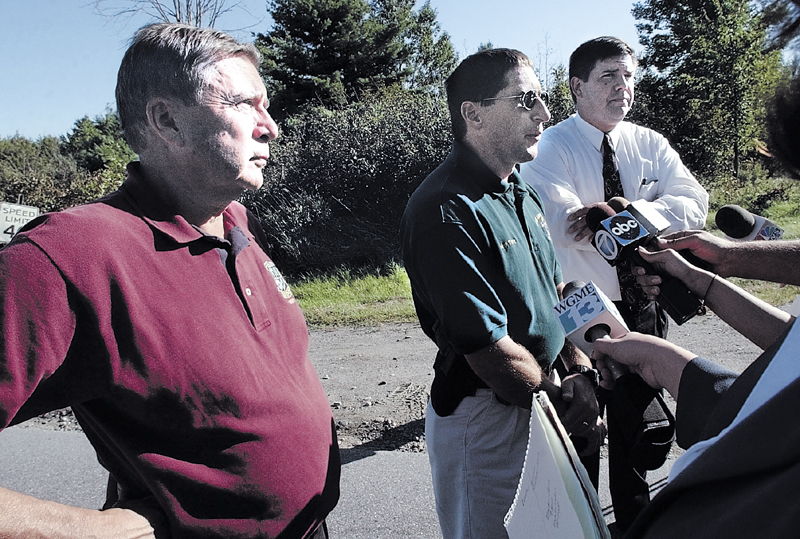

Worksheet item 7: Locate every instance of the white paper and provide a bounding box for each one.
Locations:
[504,392,610,539]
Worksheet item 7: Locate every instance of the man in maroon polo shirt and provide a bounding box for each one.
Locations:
[0,23,339,538]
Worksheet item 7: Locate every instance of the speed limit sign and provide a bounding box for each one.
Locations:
[0,202,39,244]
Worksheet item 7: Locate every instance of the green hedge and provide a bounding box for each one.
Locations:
[242,88,452,276]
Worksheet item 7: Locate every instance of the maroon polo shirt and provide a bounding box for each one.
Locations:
[0,163,340,538]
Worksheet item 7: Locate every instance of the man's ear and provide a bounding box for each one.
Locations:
[461,101,482,130]
[570,76,584,99]
[145,98,184,146]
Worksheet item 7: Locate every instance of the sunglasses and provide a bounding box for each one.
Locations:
[481,90,549,110]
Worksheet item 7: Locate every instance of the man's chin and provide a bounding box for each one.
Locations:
[240,176,264,192]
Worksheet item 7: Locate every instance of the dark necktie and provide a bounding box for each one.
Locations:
[602,134,648,312]
[602,134,624,200]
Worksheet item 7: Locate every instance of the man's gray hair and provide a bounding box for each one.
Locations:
[116,23,260,153]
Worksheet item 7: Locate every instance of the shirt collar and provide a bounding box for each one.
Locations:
[573,112,622,152]
[118,162,233,246]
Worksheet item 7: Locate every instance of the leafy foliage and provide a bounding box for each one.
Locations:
[241,88,452,275]
[397,1,458,92]
[632,0,786,182]
[61,111,137,186]
[0,136,111,212]
[0,112,133,216]
[544,64,574,126]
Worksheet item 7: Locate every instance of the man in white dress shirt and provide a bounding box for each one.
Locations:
[519,36,708,532]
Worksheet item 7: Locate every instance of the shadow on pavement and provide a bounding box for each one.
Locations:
[339,418,425,464]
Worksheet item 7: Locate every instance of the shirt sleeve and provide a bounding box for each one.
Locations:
[675,356,738,448]
[623,128,709,233]
[406,221,509,357]
[519,131,600,253]
[0,238,76,428]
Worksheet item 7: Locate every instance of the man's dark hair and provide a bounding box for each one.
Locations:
[568,36,638,91]
[116,23,260,153]
[444,48,533,141]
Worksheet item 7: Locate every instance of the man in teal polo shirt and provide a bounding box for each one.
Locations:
[401,48,605,539]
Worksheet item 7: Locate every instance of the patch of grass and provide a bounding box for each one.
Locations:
[291,263,418,327]
[290,243,800,328]
[729,278,800,309]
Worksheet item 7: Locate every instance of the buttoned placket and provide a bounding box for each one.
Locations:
[208,226,257,324]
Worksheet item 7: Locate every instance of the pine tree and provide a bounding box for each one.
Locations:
[256,0,456,118]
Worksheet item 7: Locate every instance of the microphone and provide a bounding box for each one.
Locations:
[608,197,712,270]
[585,204,705,325]
[555,280,629,379]
[607,196,629,214]
[715,204,784,241]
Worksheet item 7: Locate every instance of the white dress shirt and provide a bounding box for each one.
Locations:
[519,113,709,300]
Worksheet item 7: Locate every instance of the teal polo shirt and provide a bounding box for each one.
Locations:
[401,142,565,415]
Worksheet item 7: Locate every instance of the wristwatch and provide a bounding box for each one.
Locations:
[568,365,599,389]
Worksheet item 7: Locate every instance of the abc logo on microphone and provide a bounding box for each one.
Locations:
[593,211,649,262]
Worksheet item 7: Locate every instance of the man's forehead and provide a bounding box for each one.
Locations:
[205,57,265,93]
[509,65,541,90]
[593,55,635,74]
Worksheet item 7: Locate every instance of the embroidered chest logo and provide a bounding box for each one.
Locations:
[536,213,551,239]
[264,260,295,303]
[501,238,518,250]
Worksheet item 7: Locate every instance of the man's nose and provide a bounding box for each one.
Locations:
[533,98,551,123]
[255,106,279,141]
[614,74,631,92]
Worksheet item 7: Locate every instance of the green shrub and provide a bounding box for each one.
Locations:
[706,158,800,230]
[243,88,452,276]
[0,136,119,213]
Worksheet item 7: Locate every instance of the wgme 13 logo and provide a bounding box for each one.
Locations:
[554,283,604,335]
[593,211,648,261]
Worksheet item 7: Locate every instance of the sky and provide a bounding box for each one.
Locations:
[0,0,641,140]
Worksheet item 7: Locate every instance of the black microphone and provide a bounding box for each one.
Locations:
[715,204,784,241]
[585,204,705,325]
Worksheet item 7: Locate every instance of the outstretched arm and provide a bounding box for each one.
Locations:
[635,245,793,350]
[592,332,696,399]
[655,230,800,285]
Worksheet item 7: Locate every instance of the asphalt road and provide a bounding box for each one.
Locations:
[0,310,764,538]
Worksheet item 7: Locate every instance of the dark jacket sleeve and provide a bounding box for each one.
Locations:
[675,357,738,448]
[675,322,795,448]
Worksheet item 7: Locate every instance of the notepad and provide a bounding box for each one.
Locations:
[504,392,611,539]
